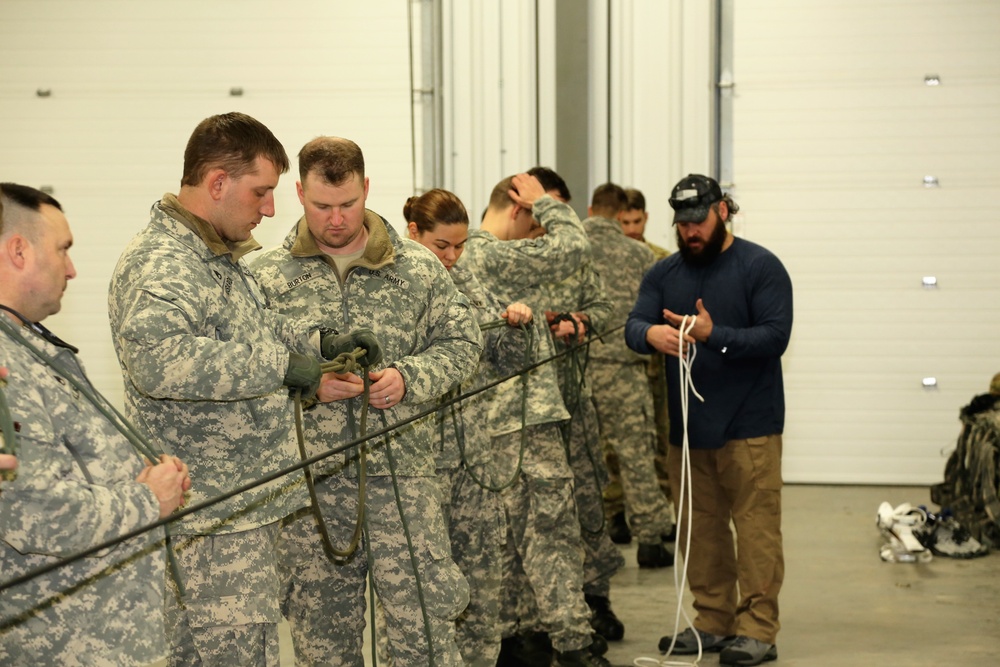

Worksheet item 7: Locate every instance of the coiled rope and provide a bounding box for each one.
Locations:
[550,313,608,535]
[636,315,705,667]
[445,319,534,493]
[293,347,373,560]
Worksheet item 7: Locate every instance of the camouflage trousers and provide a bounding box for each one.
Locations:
[589,360,674,543]
[278,474,467,667]
[648,352,673,502]
[496,423,594,653]
[562,395,626,596]
[164,522,283,667]
[375,465,505,667]
[439,465,505,667]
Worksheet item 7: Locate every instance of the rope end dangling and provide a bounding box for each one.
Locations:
[679,315,705,403]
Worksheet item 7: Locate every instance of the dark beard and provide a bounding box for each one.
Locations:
[678,219,728,267]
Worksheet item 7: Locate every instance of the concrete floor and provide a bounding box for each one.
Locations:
[177,484,1000,666]
[603,484,1000,667]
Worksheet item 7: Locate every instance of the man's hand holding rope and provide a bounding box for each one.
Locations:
[663,298,714,344]
[501,302,533,327]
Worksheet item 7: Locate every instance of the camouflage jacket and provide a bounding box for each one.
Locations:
[541,250,613,403]
[646,239,671,262]
[438,262,530,472]
[108,199,313,535]
[250,211,483,477]
[583,215,655,365]
[0,324,165,666]
[460,195,588,434]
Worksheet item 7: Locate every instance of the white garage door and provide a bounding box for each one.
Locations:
[0,0,414,407]
[732,0,1000,483]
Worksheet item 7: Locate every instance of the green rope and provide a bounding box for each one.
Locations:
[380,406,436,666]
[448,321,534,493]
[552,315,607,535]
[0,321,627,595]
[0,316,161,462]
[0,314,187,598]
[294,347,372,560]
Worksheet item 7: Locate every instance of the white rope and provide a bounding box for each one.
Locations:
[634,315,705,667]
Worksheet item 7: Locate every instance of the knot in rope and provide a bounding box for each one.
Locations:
[320,347,369,376]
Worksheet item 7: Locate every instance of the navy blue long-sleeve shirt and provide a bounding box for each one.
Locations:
[625,237,793,449]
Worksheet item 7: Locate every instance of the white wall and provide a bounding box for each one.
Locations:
[729,0,1000,483]
[603,0,715,252]
[0,0,414,407]
[441,0,541,218]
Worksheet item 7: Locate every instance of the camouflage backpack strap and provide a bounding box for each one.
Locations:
[970,414,1000,543]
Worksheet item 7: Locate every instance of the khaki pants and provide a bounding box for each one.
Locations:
[667,435,784,644]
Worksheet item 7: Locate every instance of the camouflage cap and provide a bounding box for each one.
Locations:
[669,174,723,224]
[990,372,1000,395]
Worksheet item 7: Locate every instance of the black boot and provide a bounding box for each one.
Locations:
[497,631,553,667]
[637,541,674,568]
[554,648,612,667]
[608,511,632,544]
[585,594,625,641]
[589,632,609,656]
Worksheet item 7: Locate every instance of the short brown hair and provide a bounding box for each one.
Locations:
[180,112,289,187]
[487,176,516,213]
[298,136,365,185]
[590,182,627,216]
[403,189,469,234]
[624,187,646,212]
[527,166,571,202]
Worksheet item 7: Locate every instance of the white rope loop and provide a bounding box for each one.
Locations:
[634,314,706,667]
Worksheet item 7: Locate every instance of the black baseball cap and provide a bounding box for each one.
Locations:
[669,174,723,223]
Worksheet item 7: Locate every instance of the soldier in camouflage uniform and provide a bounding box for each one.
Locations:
[108,114,322,667]
[524,173,626,645]
[0,183,190,666]
[403,188,535,666]
[463,173,611,667]
[583,184,674,570]
[250,138,482,667]
[611,187,673,541]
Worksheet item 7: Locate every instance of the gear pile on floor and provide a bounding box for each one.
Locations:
[875,501,990,563]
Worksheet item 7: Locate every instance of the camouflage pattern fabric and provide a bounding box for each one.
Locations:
[278,475,468,667]
[250,212,483,477]
[378,264,522,666]
[541,257,624,596]
[462,195,595,653]
[438,262,529,472]
[648,350,673,503]
[434,263,528,665]
[108,197,316,667]
[252,212,480,666]
[108,197,312,536]
[583,215,673,543]
[438,466,504,666]
[376,467,504,667]
[164,523,283,666]
[495,443,592,652]
[460,194,589,437]
[646,238,674,504]
[646,239,671,262]
[0,327,166,666]
[589,362,672,540]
